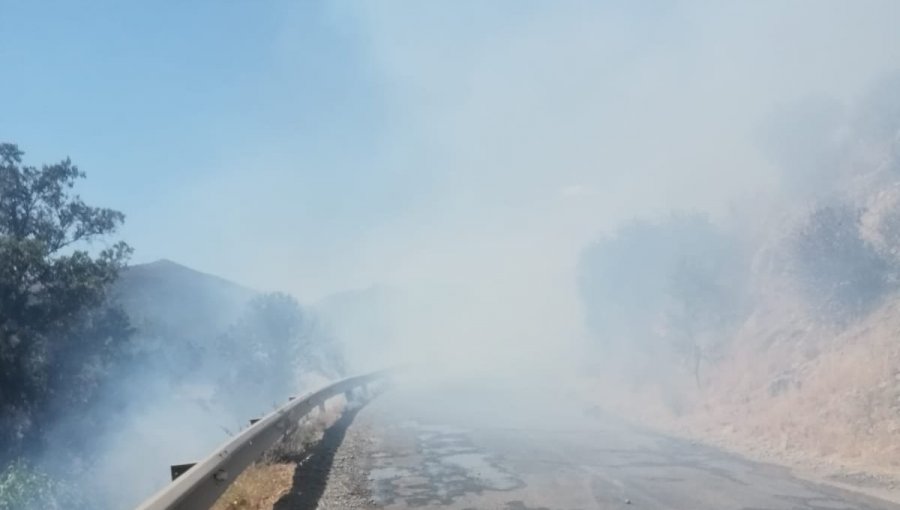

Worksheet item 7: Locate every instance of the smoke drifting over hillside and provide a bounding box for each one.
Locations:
[4,1,900,508]
[100,0,900,400]
[271,1,900,381]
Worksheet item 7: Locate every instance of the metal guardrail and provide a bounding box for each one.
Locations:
[134,369,393,510]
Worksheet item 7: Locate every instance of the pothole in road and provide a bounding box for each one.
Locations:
[442,453,521,490]
[369,421,524,506]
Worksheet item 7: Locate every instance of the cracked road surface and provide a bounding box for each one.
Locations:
[325,377,900,510]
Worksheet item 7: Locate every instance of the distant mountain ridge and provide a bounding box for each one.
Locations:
[112,259,257,341]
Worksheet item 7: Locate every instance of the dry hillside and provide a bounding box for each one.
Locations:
[581,79,900,497]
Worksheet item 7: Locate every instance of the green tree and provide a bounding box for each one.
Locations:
[0,143,132,457]
[665,256,739,388]
[578,213,745,385]
[213,292,343,419]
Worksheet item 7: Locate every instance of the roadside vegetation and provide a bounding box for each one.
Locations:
[577,72,900,480]
[0,143,132,509]
[0,143,344,509]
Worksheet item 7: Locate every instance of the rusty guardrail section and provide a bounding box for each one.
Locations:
[134,368,394,510]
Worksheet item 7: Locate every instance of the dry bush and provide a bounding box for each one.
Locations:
[787,202,893,322]
[211,463,295,510]
[211,397,348,510]
[266,396,346,463]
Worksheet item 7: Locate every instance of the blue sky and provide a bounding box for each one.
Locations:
[0,2,563,296]
[3,1,900,306]
[1,2,399,246]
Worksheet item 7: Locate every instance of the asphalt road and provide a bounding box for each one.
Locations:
[328,377,900,510]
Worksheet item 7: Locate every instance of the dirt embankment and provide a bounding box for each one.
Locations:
[586,294,900,502]
[696,298,900,473]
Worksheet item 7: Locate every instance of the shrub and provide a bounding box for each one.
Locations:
[788,203,894,321]
[578,213,746,384]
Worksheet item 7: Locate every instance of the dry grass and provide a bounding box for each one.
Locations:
[583,292,900,490]
[693,296,900,472]
[211,463,295,510]
[210,397,349,510]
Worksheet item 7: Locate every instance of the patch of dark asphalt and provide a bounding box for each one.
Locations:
[346,386,900,509]
[369,422,524,507]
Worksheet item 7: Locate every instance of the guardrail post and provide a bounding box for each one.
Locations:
[170,463,196,481]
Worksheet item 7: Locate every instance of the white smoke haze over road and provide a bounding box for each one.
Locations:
[177,0,900,380]
[4,2,900,508]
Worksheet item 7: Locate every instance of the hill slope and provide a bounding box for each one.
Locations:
[112,259,256,341]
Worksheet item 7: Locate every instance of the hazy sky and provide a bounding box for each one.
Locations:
[3,1,900,307]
